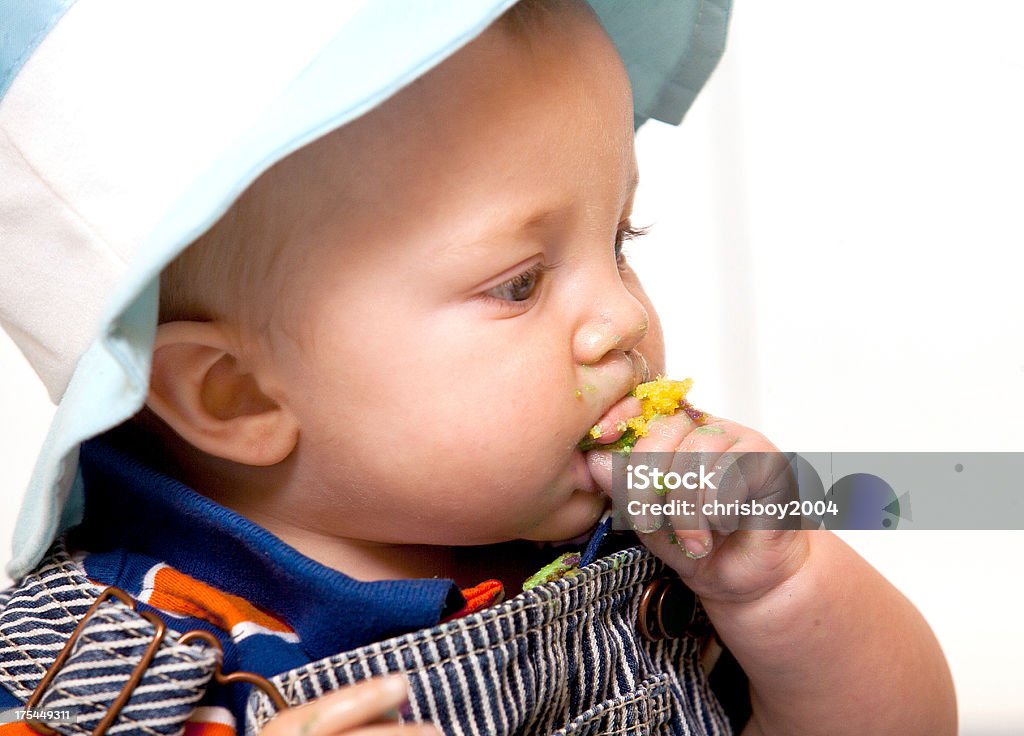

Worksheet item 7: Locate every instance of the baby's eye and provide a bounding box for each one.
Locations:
[485,263,547,302]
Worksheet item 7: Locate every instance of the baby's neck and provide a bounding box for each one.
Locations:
[274,527,462,581]
[248,515,556,591]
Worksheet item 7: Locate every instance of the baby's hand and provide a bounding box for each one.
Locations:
[259,675,438,736]
[587,414,809,605]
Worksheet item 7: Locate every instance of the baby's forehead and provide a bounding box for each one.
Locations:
[253,5,628,227]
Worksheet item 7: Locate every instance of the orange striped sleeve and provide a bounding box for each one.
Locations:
[184,706,236,736]
[141,564,296,642]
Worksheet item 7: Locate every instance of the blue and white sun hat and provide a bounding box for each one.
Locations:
[0,0,730,580]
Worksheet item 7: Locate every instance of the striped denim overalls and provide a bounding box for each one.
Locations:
[0,543,733,736]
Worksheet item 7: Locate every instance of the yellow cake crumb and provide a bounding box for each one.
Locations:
[624,376,694,438]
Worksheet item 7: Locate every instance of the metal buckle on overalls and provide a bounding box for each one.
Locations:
[25,587,166,735]
[177,630,288,712]
[24,586,287,736]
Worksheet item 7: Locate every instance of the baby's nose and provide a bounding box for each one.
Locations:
[573,298,649,367]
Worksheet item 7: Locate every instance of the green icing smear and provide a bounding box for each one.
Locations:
[576,429,639,454]
[522,551,582,591]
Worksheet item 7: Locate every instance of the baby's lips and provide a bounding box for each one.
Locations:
[588,395,643,445]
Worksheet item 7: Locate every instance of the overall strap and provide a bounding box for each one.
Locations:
[0,544,225,736]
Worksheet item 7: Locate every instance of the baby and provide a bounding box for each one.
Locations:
[0,1,956,734]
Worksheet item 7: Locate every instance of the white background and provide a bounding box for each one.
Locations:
[2,1,1023,732]
[626,3,1024,733]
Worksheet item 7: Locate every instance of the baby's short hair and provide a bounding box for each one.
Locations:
[159,185,281,329]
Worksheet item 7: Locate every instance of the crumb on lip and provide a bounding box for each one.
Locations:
[577,376,705,453]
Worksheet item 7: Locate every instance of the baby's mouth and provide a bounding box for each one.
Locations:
[577,377,704,453]
[578,392,644,451]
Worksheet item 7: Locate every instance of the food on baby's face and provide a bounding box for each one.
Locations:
[578,377,706,453]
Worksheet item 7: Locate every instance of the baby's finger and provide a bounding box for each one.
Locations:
[657,420,738,556]
[587,411,705,493]
[335,727,439,736]
[660,449,710,558]
[316,727,439,736]
[261,675,437,736]
[587,396,643,446]
[586,448,615,493]
[588,446,667,532]
[616,415,695,532]
[625,448,675,532]
[631,412,699,452]
[720,451,802,530]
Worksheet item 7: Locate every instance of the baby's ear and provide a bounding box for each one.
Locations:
[146,321,299,466]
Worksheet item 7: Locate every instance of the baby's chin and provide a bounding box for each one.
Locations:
[517,489,608,544]
[554,520,606,547]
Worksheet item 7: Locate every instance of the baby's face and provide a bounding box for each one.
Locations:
[258,2,665,547]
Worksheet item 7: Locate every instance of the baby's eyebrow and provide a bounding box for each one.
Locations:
[449,202,572,255]
[514,206,566,233]
[438,169,640,259]
[436,207,568,266]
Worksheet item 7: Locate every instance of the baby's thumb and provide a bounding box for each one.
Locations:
[585,450,615,494]
[260,674,437,736]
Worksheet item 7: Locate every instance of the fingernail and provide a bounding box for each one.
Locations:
[682,536,711,560]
